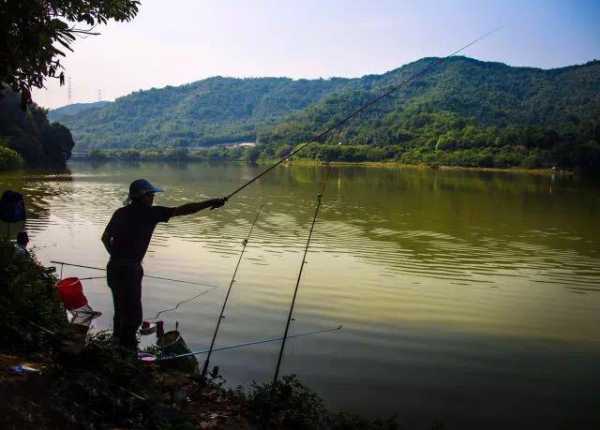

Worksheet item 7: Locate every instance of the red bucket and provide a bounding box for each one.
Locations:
[56,277,88,310]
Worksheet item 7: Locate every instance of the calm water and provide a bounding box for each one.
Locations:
[2,162,600,429]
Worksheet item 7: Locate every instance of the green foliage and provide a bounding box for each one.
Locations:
[0,241,405,429]
[260,58,600,169]
[0,90,75,167]
[0,245,195,429]
[246,145,261,164]
[88,145,256,163]
[48,101,111,122]
[0,240,68,352]
[50,332,194,430]
[57,57,600,169]
[0,0,139,104]
[0,140,24,170]
[245,375,329,429]
[244,375,399,430]
[53,76,352,150]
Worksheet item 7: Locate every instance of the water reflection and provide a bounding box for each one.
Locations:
[1,162,600,428]
[0,167,74,236]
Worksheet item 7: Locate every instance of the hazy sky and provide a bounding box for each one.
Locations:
[33,0,600,109]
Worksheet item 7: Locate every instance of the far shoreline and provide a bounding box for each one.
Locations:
[65,157,577,177]
[279,159,575,176]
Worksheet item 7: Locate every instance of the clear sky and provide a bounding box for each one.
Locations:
[33,0,600,109]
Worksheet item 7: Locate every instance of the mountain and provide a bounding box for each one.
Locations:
[52,77,351,150]
[52,57,600,169]
[261,57,600,168]
[48,101,112,123]
[265,57,600,141]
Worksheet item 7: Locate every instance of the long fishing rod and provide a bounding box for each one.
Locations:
[225,28,502,200]
[272,191,325,385]
[142,325,343,363]
[50,260,219,289]
[200,204,264,378]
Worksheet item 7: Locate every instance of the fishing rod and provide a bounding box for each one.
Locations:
[272,190,325,385]
[225,28,502,200]
[141,325,343,363]
[200,204,265,378]
[50,260,219,289]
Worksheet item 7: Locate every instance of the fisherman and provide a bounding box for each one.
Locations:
[15,231,30,258]
[101,179,227,351]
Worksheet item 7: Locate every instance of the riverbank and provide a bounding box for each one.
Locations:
[0,240,399,430]
[277,159,578,176]
[62,155,580,177]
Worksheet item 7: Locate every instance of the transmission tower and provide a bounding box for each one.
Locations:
[98,89,102,102]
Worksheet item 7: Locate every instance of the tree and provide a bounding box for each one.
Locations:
[0,137,24,170]
[0,0,140,107]
[0,88,74,166]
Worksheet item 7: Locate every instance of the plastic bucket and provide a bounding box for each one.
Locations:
[157,330,199,374]
[56,277,88,310]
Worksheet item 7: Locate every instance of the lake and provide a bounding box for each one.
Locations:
[2,162,600,429]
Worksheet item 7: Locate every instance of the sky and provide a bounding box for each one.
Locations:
[33,0,600,109]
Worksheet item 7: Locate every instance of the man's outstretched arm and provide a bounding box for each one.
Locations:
[172,197,227,217]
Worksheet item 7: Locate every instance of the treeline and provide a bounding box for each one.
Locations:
[57,57,600,170]
[0,139,23,170]
[258,58,600,170]
[88,113,600,170]
[52,76,351,150]
[0,90,74,170]
[291,111,600,169]
[88,146,261,163]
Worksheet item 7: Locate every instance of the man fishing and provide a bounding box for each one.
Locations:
[102,179,226,351]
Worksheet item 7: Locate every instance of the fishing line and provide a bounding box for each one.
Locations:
[200,204,265,378]
[143,325,343,362]
[147,286,217,321]
[52,260,222,322]
[78,276,106,281]
[225,27,502,200]
[50,260,220,289]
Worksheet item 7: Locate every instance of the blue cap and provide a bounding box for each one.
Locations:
[128,179,163,200]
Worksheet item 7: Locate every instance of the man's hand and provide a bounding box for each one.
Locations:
[173,197,228,216]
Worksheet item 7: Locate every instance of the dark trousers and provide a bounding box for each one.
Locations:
[107,261,143,351]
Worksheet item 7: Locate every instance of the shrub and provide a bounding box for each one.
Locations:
[0,145,24,170]
[0,240,68,352]
[520,152,542,168]
[88,148,113,161]
[246,375,328,429]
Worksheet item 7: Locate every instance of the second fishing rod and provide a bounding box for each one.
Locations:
[200,204,265,379]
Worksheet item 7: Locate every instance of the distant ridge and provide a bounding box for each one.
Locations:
[51,76,352,149]
[50,56,600,169]
[49,101,112,122]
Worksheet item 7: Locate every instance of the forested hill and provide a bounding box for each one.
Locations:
[53,77,352,149]
[48,101,111,122]
[54,57,600,168]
